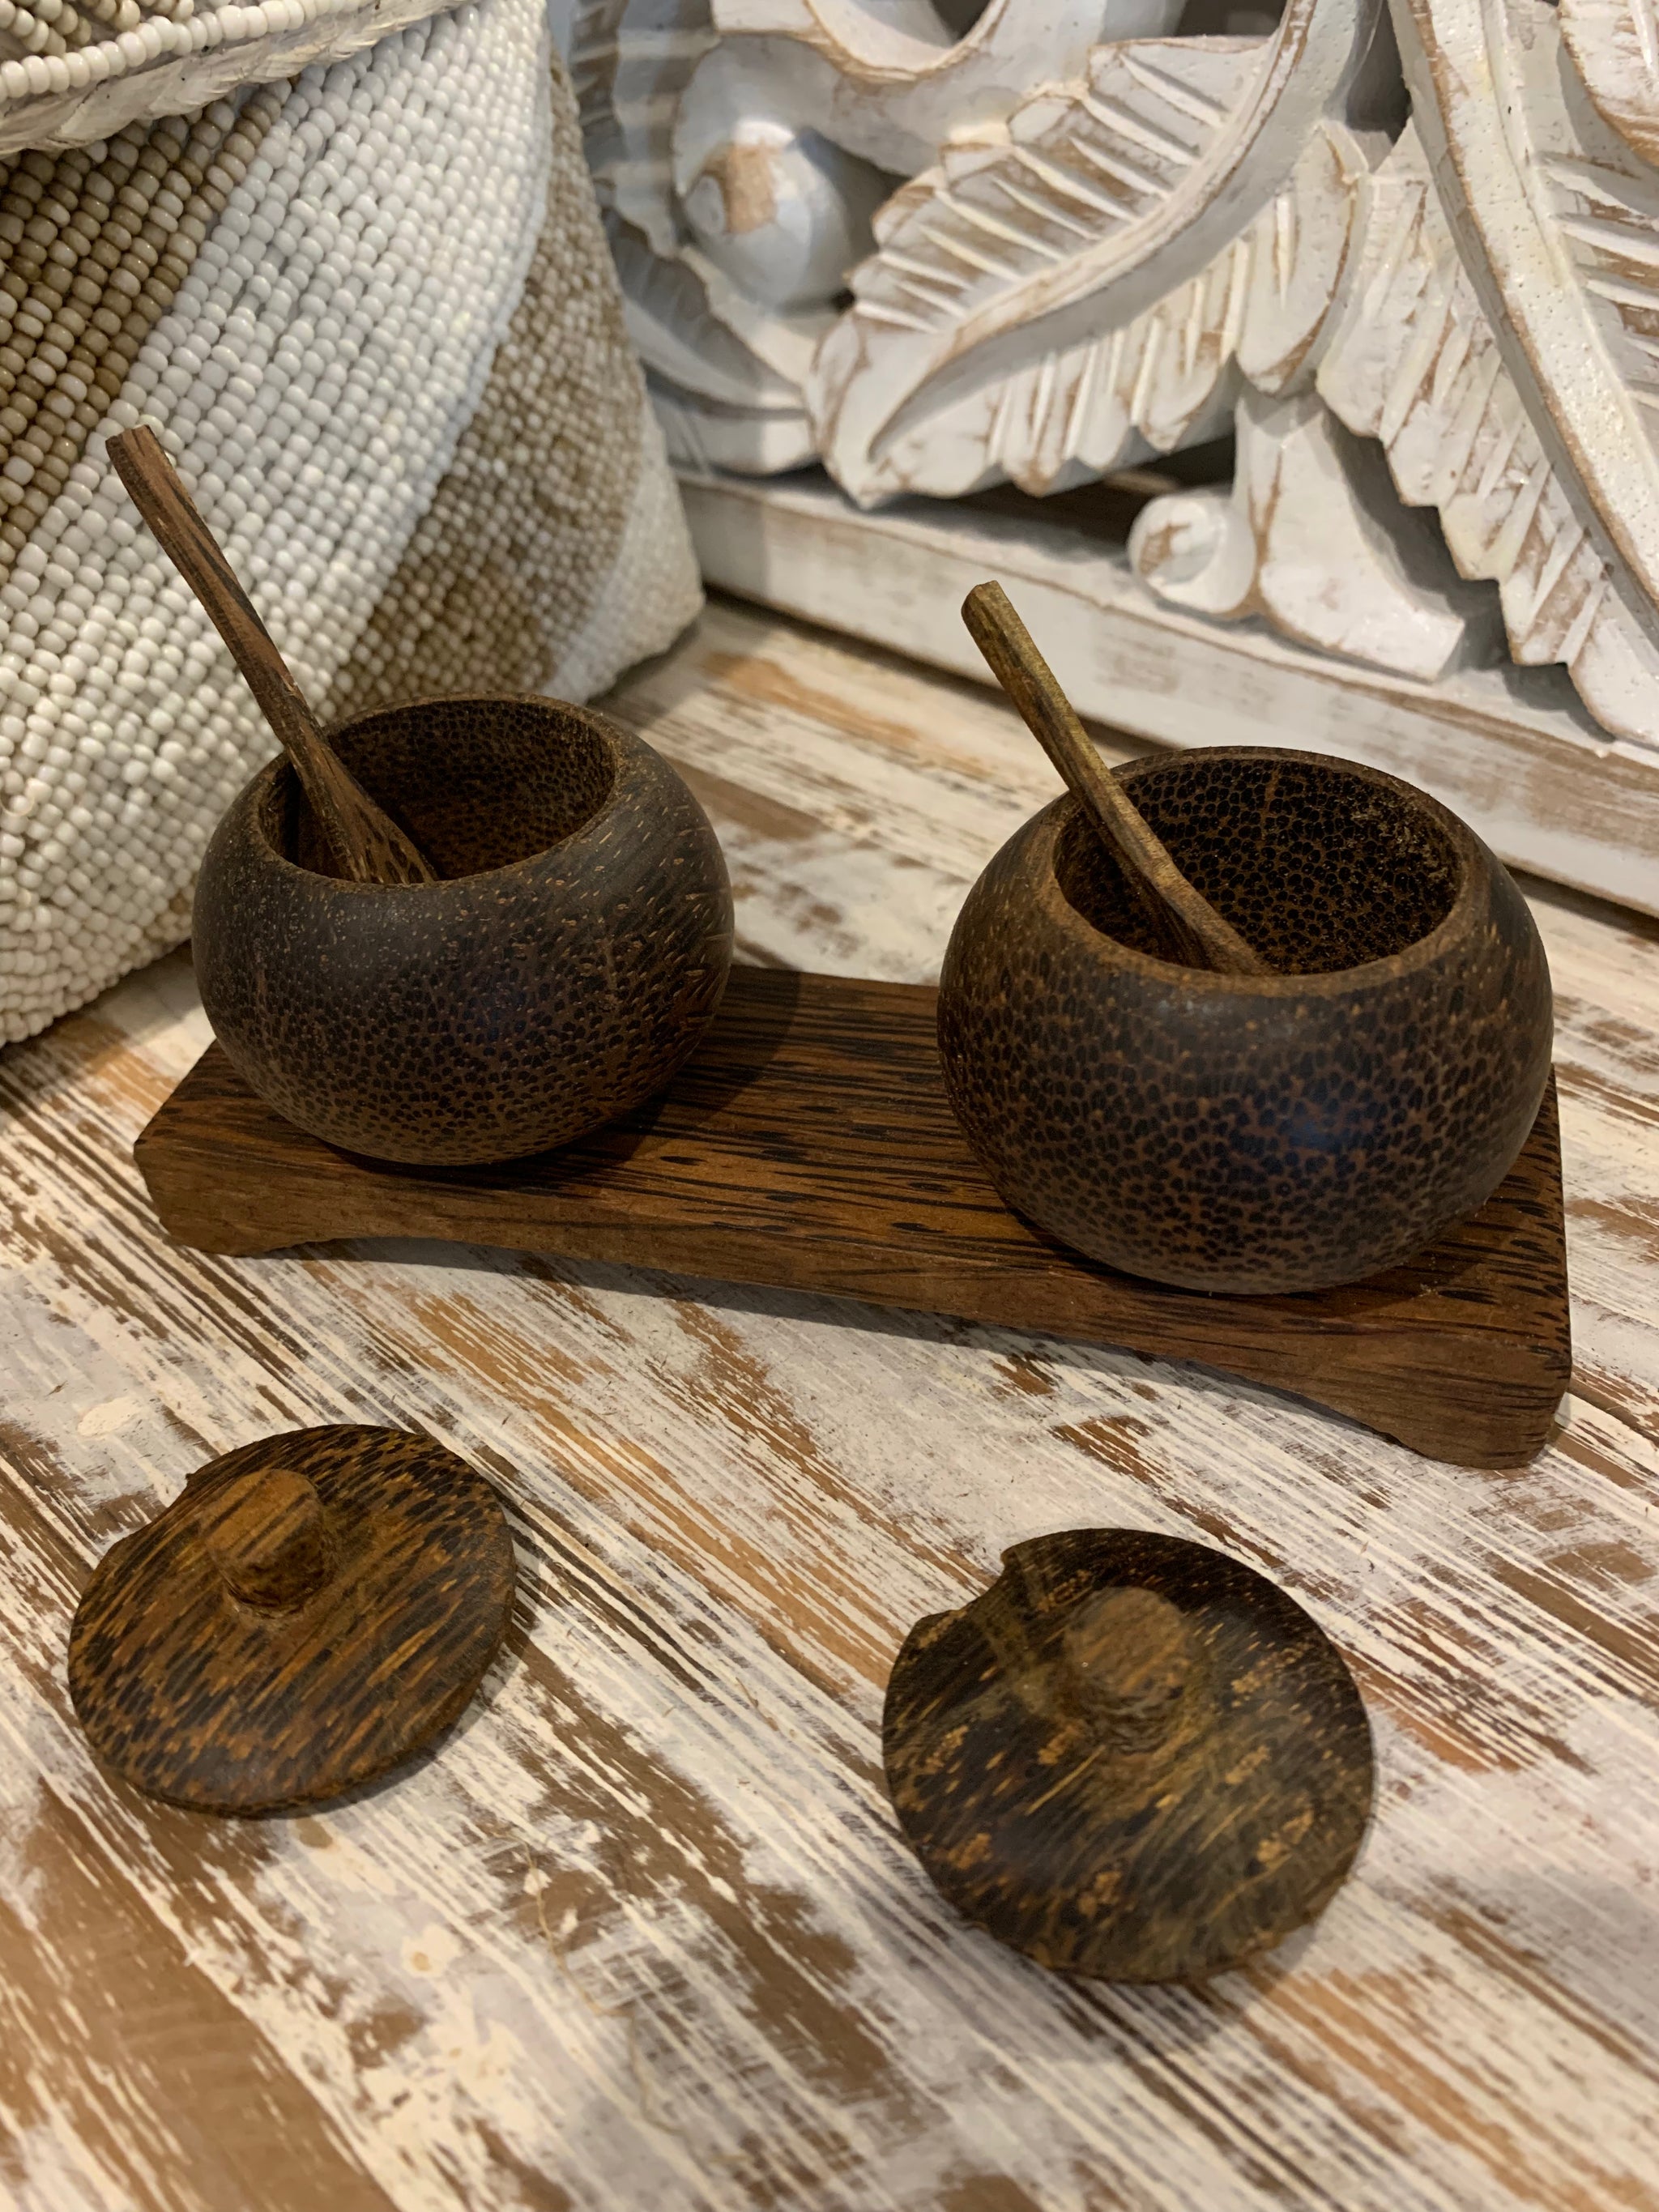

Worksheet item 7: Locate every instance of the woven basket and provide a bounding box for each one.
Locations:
[0,0,702,1041]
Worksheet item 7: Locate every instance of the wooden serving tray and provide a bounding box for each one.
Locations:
[136,968,1571,1466]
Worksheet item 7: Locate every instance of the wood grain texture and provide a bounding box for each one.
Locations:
[885,1528,1375,1983]
[937,749,1554,1296]
[190,696,733,1166]
[68,1426,518,1814]
[133,969,1570,1468]
[106,428,438,890]
[959,582,1269,977]
[2,596,1658,2212]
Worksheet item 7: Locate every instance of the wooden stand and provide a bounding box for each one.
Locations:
[134,968,1571,1467]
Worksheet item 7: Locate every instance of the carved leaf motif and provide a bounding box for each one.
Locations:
[1559,0,1659,171]
[805,0,1380,503]
[1536,155,1659,448]
[605,214,804,408]
[807,35,1262,496]
[601,211,816,472]
[1397,0,1659,667]
[851,36,1265,342]
[706,0,1171,180]
[1317,125,1659,753]
[579,0,831,471]
[809,116,1366,505]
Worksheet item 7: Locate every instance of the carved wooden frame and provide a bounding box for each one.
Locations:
[569,0,1659,912]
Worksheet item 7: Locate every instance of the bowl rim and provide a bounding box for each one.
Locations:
[242,691,638,893]
[1035,744,1485,994]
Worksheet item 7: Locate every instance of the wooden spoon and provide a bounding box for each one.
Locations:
[107,425,437,887]
[962,582,1268,975]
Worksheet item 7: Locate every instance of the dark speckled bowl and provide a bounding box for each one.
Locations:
[936,747,1552,1295]
[194,693,733,1166]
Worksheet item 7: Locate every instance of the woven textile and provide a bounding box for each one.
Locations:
[0,0,702,1042]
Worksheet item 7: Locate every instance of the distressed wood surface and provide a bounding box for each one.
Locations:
[884,1530,1377,1986]
[2,595,1659,2211]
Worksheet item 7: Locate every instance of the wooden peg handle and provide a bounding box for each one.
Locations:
[1060,1588,1195,1755]
[962,582,1269,976]
[198,1464,332,1613]
[106,426,437,888]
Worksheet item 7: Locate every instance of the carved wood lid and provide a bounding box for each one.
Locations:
[68,1424,516,1813]
[884,1528,1374,1984]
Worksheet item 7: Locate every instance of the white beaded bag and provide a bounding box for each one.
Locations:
[0,0,702,1042]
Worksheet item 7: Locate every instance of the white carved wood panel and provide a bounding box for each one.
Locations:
[567,0,1659,870]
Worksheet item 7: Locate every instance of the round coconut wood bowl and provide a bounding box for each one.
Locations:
[936,747,1552,1296]
[194,694,733,1166]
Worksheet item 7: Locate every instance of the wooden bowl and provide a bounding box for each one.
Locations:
[194,694,733,1165]
[936,747,1552,1295]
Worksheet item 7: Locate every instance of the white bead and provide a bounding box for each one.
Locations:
[0,0,559,1042]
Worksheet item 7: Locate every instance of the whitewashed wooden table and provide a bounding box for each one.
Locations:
[2,599,1657,2212]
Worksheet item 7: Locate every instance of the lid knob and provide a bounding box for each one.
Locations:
[1059,1585,1193,1754]
[199,1464,331,1611]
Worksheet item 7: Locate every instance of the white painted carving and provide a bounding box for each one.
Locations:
[1128,387,1500,681]
[1315,116,1659,751]
[1559,0,1659,172]
[808,102,1375,504]
[577,0,1659,763]
[702,0,1175,180]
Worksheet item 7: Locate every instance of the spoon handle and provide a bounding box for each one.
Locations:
[962,582,1268,977]
[106,427,437,888]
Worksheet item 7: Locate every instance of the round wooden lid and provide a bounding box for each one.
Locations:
[883,1528,1373,1983]
[69,1426,517,1814]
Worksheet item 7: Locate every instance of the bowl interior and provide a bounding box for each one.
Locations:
[1055,754,1461,974]
[259,696,618,880]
